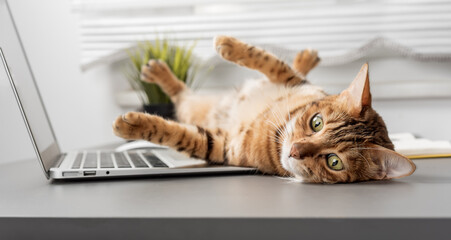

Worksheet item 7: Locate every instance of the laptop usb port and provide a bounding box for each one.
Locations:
[83,171,96,176]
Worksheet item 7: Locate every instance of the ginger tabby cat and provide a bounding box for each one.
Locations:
[113,36,416,183]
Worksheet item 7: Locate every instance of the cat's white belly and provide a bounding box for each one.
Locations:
[226,79,325,128]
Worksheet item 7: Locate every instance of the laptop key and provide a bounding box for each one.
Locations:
[114,152,131,168]
[83,152,98,168]
[128,152,148,168]
[142,152,168,168]
[100,152,114,168]
[71,153,83,169]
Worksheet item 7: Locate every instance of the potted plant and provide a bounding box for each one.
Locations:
[125,38,198,119]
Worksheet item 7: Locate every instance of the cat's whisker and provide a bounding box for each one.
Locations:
[272,131,284,140]
[266,119,280,131]
[270,107,286,127]
[261,85,286,128]
[271,95,289,124]
[272,107,289,134]
[281,116,294,138]
[267,134,284,144]
[267,110,289,141]
[265,118,284,138]
[283,172,293,179]
[265,120,288,144]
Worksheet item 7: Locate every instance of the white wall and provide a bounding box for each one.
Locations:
[374,98,451,141]
[1,0,450,167]
[0,0,132,165]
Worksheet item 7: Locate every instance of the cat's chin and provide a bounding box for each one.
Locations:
[287,157,312,181]
[280,152,308,181]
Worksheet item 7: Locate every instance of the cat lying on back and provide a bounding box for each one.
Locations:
[113,36,416,183]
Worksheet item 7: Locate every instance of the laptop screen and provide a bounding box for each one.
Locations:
[0,0,61,178]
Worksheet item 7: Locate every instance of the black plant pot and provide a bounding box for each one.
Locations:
[141,103,175,120]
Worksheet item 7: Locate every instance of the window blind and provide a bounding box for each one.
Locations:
[73,0,451,70]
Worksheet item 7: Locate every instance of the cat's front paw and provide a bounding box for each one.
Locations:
[214,35,247,62]
[113,112,151,140]
[140,59,172,84]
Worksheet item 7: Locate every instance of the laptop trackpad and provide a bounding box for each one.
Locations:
[151,148,206,168]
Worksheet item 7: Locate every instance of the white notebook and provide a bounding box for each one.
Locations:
[390,133,451,159]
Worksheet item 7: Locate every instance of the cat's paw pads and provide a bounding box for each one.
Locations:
[121,112,143,126]
[214,35,246,62]
[113,112,145,139]
[140,59,170,83]
[293,49,320,75]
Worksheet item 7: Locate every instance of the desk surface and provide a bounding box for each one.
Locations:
[2,158,451,218]
[1,157,451,239]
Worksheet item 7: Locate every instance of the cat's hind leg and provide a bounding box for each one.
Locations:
[292,49,320,76]
[141,59,220,126]
[214,35,307,86]
[140,59,187,103]
[113,112,229,164]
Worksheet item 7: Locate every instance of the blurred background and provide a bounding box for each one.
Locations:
[1,0,451,165]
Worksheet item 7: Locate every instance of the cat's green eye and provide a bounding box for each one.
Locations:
[311,114,324,132]
[327,154,343,171]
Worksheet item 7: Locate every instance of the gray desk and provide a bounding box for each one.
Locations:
[1,158,451,240]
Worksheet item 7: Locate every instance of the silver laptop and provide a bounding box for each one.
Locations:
[0,0,255,179]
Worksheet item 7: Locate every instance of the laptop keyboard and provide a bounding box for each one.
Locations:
[100,152,114,168]
[114,152,131,168]
[71,151,169,169]
[71,153,83,169]
[83,153,97,168]
[142,152,168,168]
[128,152,148,168]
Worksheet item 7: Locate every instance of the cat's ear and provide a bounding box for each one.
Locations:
[368,144,416,179]
[338,63,372,117]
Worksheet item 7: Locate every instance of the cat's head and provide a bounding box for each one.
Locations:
[281,63,416,183]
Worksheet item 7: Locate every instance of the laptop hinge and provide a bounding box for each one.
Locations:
[54,153,66,168]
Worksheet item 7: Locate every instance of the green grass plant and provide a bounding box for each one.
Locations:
[125,38,198,104]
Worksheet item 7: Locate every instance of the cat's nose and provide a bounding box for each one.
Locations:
[290,143,302,159]
[290,142,319,160]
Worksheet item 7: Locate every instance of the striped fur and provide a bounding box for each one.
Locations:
[113,36,415,183]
